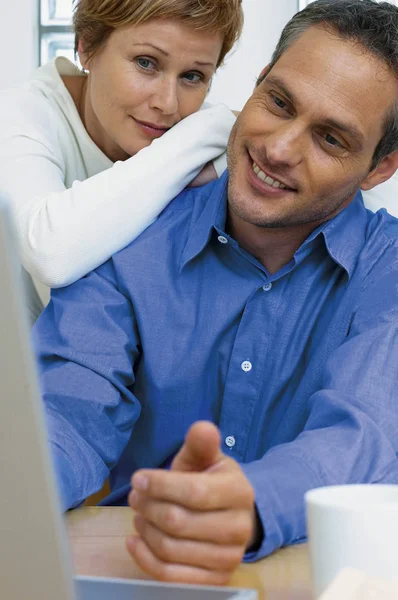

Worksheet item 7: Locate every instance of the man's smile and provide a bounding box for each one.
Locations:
[252,161,288,189]
[247,152,298,198]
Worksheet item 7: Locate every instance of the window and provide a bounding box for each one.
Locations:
[39,0,74,65]
[39,1,398,65]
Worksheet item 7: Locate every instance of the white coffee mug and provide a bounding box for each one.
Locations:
[305,484,398,598]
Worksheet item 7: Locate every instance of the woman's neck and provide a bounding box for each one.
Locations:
[61,75,87,127]
[61,74,130,162]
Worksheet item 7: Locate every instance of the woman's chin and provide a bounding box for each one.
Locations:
[125,138,153,157]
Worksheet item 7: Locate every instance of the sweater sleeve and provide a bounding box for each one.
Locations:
[0,98,235,288]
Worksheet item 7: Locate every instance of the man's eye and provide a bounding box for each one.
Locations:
[183,72,203,83]
[136,57,155,70]
[273,95,287,110]
[324,133,341,147]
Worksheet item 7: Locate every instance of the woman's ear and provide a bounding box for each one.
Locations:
[77,38,89,71]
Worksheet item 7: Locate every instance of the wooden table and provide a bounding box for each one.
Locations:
[67,507,313,600]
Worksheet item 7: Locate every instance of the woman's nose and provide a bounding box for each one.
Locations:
[148,76,179,115]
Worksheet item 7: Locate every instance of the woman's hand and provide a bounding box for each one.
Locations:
[189,162,218,187]
[188,111,239,188]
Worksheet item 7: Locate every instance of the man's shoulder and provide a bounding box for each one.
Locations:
[112,178,221,265]
[376,208,398,242]
[363,173,398,218]
[367,207,398,252]
[359,208,398,285]
[347,209,398,326]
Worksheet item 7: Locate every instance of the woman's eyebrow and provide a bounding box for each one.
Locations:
[131,43,215,68]
[131,42,169,56]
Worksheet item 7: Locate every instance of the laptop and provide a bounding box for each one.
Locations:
[0,200,257,600]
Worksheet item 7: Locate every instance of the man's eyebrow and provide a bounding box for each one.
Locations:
[322,118,365,145]
[263,75,297,105]
[263,74,365,144]
[131,43,215,68]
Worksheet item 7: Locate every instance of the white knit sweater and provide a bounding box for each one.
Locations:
[0,58,234,319]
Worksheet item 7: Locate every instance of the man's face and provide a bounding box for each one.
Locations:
[227,26,398,230]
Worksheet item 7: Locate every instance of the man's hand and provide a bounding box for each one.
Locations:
[189,163,218,188]
[126,422,257,585]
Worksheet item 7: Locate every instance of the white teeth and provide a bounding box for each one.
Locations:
[252,162,287,189]
[258,171,266,182]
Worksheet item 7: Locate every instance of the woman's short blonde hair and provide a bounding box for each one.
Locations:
[73,0,244,67]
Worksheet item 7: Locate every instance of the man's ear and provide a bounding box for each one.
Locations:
[256,65,271,87]
[360,150,398,191]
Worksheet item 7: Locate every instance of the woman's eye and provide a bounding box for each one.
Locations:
[183,72,203,84]
[136,57,155,70]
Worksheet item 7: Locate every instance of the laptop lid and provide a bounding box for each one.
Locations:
[0,202,258,600]
[0,200,74,600]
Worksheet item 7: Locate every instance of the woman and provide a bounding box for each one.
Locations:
[0,0,243,321]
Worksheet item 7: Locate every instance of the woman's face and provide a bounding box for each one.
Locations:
[79,19,223,161]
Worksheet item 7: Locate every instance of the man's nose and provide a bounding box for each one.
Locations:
[264,122,305,168]
[148,76,179,116]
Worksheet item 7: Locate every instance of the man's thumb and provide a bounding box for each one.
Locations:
[171,421,224,472]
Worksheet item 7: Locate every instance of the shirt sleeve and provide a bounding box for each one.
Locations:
[0,93,235,289]
[242,262,398,561]
[32,258,141,511]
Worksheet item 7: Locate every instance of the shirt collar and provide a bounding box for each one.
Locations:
[317,190,369,279]
[180,171,229,268]
[181,173,369,280]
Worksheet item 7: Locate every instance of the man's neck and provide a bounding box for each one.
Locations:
[227,211,320,274]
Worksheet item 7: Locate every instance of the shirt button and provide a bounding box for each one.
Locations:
[241,360,252,372]
[262,282,273,292]
[225,435,236,448]
[218,235,228,245]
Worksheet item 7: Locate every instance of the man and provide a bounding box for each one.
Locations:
[35,0,398,586]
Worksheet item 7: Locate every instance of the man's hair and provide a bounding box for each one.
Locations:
[73,0,244,68]
[262,0,398,170]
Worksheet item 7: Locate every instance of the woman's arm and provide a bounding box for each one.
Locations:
[0,98,235,288]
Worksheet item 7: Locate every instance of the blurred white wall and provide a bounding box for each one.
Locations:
[0,0,298,104]
[0,0,39,89]
[208,0,299,109]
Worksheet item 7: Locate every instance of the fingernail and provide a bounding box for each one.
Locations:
[133,473,149,491]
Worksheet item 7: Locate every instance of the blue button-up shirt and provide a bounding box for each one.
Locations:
[34,171,398,560]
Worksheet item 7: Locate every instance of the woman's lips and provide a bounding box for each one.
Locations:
[133,117,170,138]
